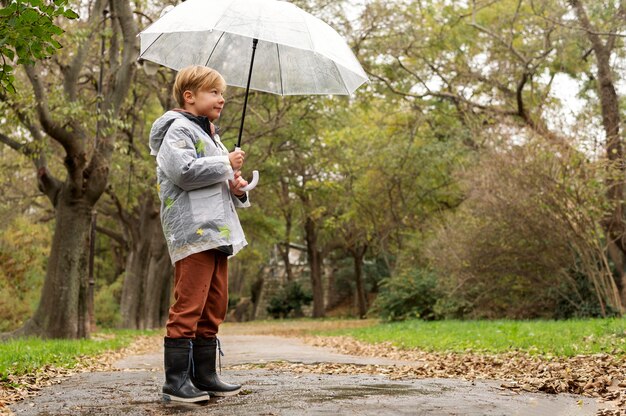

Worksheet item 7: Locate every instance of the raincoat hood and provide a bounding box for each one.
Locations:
[150,110,187,156]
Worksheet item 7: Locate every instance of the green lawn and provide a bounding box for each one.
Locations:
[0,329,157,382]
[3,318,625,382]
[316,318,626,357]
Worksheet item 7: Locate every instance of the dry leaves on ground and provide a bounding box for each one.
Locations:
[229,335,626,416]
[0,334,161,415]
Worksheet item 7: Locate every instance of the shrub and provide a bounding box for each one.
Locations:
[266,281,313,319]
[553,268,621,319]
[0,217,50,332]
[372,268,440,321]
[427,140,618,319]
[94,277,123,328]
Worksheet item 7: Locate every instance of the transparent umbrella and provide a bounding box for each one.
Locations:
[139,0,368,190]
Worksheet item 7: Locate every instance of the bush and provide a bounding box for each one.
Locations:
[94,277,123,328]
[553,268,621,319]
[372,268,440,321]
[266,281,312,319]
[0,217,50,332]
[426,140,618,319]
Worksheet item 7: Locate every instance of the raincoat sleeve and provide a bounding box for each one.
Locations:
[231,192,251,208]
[157,125,234,191]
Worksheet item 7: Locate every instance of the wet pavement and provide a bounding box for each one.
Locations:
[9,334,607,415]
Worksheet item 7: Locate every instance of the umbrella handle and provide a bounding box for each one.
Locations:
[238,170,259,192]
[233,146,259,192]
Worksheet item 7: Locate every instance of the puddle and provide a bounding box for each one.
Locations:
[314,383,432,401]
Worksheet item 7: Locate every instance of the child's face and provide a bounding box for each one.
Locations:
[187,87,225,121]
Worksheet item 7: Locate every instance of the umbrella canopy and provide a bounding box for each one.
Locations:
[139,0,368,96]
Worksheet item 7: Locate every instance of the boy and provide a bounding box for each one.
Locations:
[149,65,249,402]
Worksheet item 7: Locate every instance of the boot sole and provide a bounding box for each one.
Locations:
[206,387,242,397]
[162,393,210,403]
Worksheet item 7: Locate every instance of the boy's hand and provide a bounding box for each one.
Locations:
[229,149,245,170]
[229,171,248,196]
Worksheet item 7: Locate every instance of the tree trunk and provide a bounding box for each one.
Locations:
[3,0,138,339]
[304,217,325,317]
[279,243,294,282]
[142,230,172,328]
[119,193,165,329]
[279,179,294,282]
[352,245,368,319]
[120,248,150,328]
[325,264,338,310]
[570,0,625,311]
[18,188,94,338]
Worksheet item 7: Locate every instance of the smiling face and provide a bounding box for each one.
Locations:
[173,66,227,121]
[185,88,225,121]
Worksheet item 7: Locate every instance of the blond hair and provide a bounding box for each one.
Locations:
[172,66,226,107]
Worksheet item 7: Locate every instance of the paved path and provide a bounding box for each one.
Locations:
[10,334,607,415]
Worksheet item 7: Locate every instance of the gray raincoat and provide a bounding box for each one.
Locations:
[150,110,249,264]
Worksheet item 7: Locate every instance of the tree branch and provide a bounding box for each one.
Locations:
[84,0,139,204]
[62,0,106,101]
[24,66,77,152]
[96,225,127,247]
[0,131,26,153]
[468,8,529,65]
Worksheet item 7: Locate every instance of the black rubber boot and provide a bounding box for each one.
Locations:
[162,337,210,403]
[192,337,242,396]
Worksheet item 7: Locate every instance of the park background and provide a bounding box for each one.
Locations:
[1,0,626,350]
[3,1,626,412]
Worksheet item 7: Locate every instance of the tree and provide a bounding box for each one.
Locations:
[0,0,138,338]
[259,96,333,318]
[356,0,625,313]
[568,0,626,307]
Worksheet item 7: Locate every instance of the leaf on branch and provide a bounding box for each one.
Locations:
[63,9,78,19]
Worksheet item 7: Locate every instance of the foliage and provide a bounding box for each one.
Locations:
[266,281,313,319]
[320,317,626,357]
[0,0,78,93]
[328,256,389,305]
[94,276,123,328]
[1,0,624,329]
[427,139,618,319]
[0,216,50,332]
[372,267,440,321]
[553,268,622,320]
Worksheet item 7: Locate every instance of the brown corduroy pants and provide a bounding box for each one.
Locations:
[166,250,229,339]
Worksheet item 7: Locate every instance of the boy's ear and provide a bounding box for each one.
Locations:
[183,90,194,104]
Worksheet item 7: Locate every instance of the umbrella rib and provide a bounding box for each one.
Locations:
[333,61,351,95]
[276,43,284,96]
[211,0,236,34]
[203,0,235,67]
[204,31,227,67]
[141,33,164,58]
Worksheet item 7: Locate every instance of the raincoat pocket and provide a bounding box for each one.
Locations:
[188,186,224,223]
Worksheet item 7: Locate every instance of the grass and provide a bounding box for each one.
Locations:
[3,318,625,381]
[0,329,158,381]
[315,318,626,357]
